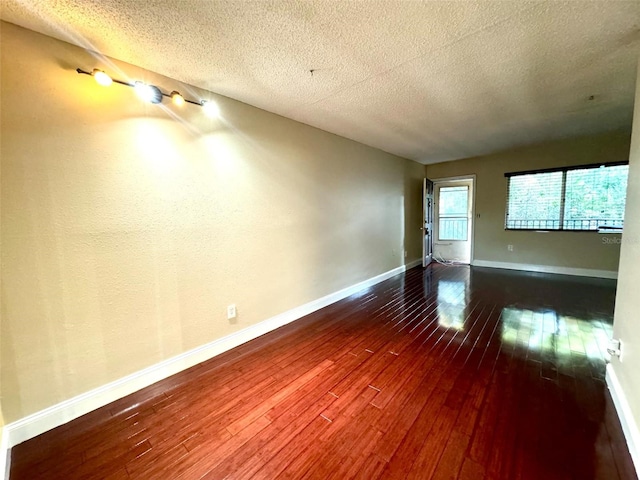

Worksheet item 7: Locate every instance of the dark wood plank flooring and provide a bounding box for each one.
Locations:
[10,264,637,479]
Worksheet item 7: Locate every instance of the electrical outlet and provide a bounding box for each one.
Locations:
[507,244,514,252]
[404,250,408,258]
[227,304,237,320]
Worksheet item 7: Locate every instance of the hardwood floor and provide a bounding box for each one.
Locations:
[10,264,637,479]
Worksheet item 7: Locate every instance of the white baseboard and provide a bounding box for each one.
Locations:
[4,261,418,450]
[472,259,617,279]
[405,258,423,269]
[606,364,640,476]
[1,427,9,480]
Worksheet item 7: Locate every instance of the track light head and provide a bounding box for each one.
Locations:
[135,82,163,104]
[171,91,185,106]
[92,69,112,87]
[201,100,220,118]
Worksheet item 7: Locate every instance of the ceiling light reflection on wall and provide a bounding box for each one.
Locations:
[201,100,220,118]
[76,68,219,116]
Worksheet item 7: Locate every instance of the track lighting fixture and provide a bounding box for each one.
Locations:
[76,68,219,115]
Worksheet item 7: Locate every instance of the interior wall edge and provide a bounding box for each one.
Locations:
[606,364,640,477]
[471,259,618,279]
[2,260,421,449]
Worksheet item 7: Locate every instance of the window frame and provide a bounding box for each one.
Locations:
[504,161,628,232]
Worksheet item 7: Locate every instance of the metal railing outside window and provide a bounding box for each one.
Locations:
[505,163,628,231]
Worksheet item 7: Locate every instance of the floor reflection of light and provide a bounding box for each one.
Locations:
[437,280,467,330]
[500,307,612,360]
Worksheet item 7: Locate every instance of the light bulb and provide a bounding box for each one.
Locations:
[135,82,162,104]
[171,91,185,106]
[201,100,220,118]
[92,69,112,87]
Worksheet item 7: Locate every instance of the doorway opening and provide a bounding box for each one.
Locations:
[431,176,475,264]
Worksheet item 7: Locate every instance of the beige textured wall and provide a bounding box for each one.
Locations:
[0,22,424,423]
[425,131,631,272]
[611,60,640,441]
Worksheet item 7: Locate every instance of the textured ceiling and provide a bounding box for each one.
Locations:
[1,0,639,164]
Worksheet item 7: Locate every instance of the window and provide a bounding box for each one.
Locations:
[438,185,469,240]
[505,162,628,231]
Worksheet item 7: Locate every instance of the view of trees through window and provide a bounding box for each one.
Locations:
[506,163,628,231]
[439,186,469,240]
[564,165,628,230]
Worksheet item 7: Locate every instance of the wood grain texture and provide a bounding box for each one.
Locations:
[10,265,637,479]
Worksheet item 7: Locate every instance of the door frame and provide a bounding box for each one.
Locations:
[423,178,434,267]
[430,174,477,264]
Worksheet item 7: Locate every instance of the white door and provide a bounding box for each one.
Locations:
[422,178,434,267]
[433,179,473,264]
